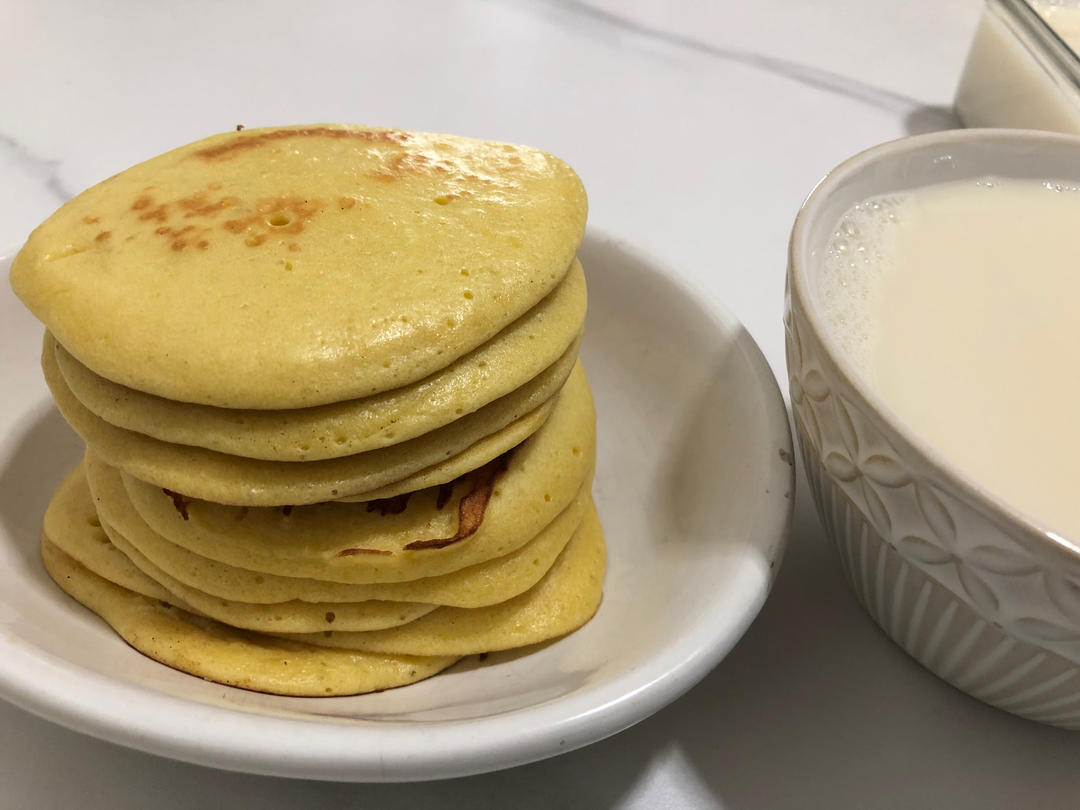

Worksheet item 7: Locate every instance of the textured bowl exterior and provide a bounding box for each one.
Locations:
[785,130,1080,729]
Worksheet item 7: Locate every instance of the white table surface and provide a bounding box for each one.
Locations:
[3,1,1079,807]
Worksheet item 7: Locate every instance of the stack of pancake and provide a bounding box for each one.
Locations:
[10,124,604,696]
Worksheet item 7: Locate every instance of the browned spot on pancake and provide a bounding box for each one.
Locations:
[94,231,111,243]
[132,195,153,211]
[193,126,413,160]
[162,488,192,521]
[149,223,207,252]
[405,453,510,551]
[197,240,209,249]
[369,151,453,183]
[177,191,242,219]
[337,197,356,210]
[82,215,100,225]
[365,493,411,516]
[138,204,169,223]
[287,242,299,252]
[325,611,336,624]
[222,196,323,248]
[335,547,392,557]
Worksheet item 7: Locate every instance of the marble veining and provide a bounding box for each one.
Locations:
[0,131,70,204]
[535,0,942,116]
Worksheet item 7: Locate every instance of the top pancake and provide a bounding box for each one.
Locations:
[10,124,587,408]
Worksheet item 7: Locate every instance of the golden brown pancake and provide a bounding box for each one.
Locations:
[100,367,595,583]
[281,504,605,656]
[101,522,438,633]
[44,465,172,603]
[19,123,603,697]
[45,337,571,506]
[12,124,587,409]
[41,538,459,697]
[46,465,440,632]
[53,261,585,461]
[95,466,590,608]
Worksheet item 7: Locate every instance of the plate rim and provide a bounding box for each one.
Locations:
[0,230,794,781]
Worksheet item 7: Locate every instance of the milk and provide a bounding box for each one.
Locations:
[955,0,1080,134]
[821,178,1080,541]
[1038,2,1080,52]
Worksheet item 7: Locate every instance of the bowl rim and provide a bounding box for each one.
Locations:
[788,127,1080,567]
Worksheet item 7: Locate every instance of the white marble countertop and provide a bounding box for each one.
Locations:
[3,1,1079,807]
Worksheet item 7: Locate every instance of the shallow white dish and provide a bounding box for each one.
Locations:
[0,232,793,782]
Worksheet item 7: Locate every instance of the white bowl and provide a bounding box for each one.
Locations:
[0,232,794,780]
[786,129,1080,729]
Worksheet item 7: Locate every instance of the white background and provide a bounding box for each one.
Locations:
[3,0,1079,806]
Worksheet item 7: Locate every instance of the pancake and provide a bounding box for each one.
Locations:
[102,367,595,583]
[12,124,587,409]
[95,466,590,607]
[46,465,438,632]
[45,336,571,506]
[330,397,554,504]
[101,522,438,633]
[54,261,586,461]
[20,123,602,696]
[44,464,172,603]
[281,504,605,657]
[41,539,459,696]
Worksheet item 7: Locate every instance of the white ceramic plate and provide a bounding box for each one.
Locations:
[0,233,793,782]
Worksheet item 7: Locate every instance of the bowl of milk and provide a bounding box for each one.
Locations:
[956,0,1080,134]
[786,128,1080,729]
